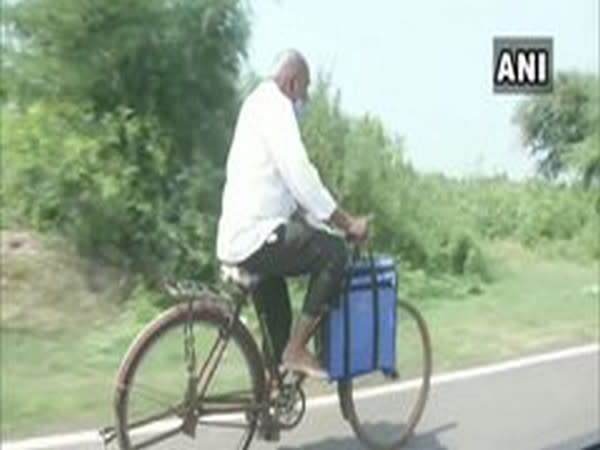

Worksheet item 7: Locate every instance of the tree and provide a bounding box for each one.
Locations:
[514,72,599,187]
[2,0,250,282]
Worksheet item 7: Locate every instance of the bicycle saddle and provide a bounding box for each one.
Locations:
[220,264,261,291]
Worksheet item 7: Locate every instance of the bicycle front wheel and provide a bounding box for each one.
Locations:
[114,295,266,450]
[338,300,432,450]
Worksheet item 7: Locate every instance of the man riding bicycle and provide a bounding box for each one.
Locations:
[216,49,369,379]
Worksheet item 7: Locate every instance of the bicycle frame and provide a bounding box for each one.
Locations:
[99,279,323,449]
[99,285,261,448]
[100,247,433,450]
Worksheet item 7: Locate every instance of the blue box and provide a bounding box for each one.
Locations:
[319,255,398,381]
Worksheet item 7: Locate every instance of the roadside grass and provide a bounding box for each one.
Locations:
[413,241,598,372]
[1,236,597,439]
[1,309,142,438]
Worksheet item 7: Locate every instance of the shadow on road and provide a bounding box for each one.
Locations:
[277,422,457,450]
[540,431,600,450]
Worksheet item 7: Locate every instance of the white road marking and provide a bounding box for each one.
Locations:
[4,343,598,450]
[309,343,600,407]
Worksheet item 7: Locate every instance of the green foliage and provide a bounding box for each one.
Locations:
[464,244,492,282]
[301,78,598,277]
[516,184,588,244]
[2,2,595,297]
[2,0,250,283]
[4,0,249,156]
[514,72,599,187]
[301,78,350,196]
[3,101,220,279]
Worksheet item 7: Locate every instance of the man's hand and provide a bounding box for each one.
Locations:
[347,215,370,244]
[329,209,371,243]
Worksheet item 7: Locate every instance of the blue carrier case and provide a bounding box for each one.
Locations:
[319,254,398,381]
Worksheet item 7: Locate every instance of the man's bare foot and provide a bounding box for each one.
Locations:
[281,347,327,379]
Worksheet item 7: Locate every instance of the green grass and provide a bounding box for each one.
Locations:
[1,311,142,437]
[1,238,598,439]
[413,241,598,372]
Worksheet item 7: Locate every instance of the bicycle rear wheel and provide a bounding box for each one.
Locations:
[338,300,432,449]
[114,296,266,450]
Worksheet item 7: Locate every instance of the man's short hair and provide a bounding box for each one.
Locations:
[271,49,308,77]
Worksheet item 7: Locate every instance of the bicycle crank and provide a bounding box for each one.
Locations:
[273,382,306,430]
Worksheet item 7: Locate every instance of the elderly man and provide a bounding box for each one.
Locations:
[217,49,369,378]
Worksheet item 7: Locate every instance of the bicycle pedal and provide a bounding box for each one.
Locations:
[259,426,280,442]
[257,418,281,442]
[280,369,306,386]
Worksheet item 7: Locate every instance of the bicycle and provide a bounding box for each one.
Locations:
[99,252,432,450]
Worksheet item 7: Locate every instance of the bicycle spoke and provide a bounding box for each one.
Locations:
[124,381,184,406]
[201,389,256,402]
[194,330,224,384]
[115,305,261,450]
[197,330,232,399]
[126,404,186,432]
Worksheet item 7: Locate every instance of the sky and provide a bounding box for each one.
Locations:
[245,0,599,179]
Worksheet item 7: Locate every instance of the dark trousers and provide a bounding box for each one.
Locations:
[239,218,348,366]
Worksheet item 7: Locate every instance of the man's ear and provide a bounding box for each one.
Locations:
[290,78,299,97]
[281,78,294,99]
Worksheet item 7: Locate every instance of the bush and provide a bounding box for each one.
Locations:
[464,244,493,282]
[3,102,218,284]
[302,79,597,278]
[2,0,250,288]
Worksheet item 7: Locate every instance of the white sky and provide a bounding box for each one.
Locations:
[246,0,599,179]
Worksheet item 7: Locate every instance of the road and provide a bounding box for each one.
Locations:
[5,345,599,450]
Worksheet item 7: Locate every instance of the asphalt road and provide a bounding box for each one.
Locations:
[6,347,600,450]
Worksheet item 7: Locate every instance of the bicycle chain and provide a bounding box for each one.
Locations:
[183,296,196,374]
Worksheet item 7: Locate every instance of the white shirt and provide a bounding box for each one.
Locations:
[216,80,337,263]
